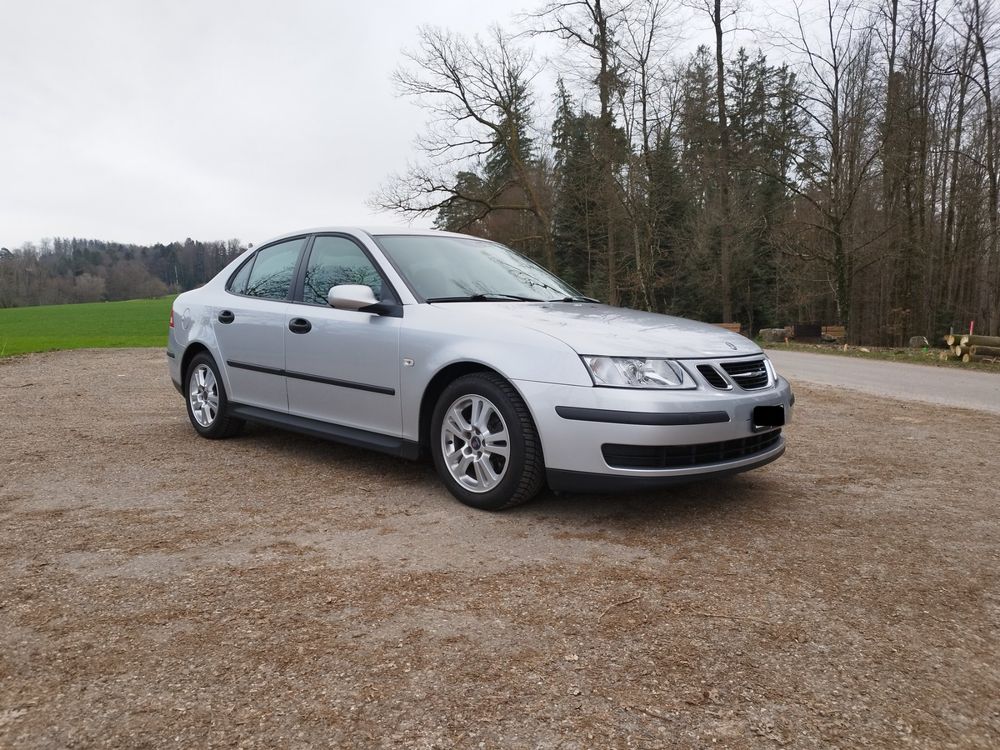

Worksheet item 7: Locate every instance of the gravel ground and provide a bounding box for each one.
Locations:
[1,349,998,749]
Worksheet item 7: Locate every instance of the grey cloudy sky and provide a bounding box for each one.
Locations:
[0,0,782,250]
[0,1,548,249]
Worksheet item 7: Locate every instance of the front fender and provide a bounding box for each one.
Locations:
[399,305,591,441]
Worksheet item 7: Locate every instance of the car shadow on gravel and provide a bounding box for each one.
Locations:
[236,423,437,478]
[519,473,786,523]
[233,424,786,524]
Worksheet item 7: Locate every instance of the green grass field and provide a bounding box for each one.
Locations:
[0,297,175,357]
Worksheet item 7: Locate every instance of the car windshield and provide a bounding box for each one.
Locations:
[374,235,583,302]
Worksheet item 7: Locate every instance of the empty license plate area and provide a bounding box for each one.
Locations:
[753,405,785,430]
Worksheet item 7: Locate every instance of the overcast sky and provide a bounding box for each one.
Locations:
[0,0,775,250]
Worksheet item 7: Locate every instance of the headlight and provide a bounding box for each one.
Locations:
[581,356,695,389]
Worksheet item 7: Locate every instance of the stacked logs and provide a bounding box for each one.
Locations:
[942,334,1000,363]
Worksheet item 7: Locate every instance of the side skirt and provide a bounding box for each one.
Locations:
[228,403,421,460]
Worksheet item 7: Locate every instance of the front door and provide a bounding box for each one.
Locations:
[283,234,402,436]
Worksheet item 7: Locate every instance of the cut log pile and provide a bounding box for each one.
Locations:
[941,334,1000,364]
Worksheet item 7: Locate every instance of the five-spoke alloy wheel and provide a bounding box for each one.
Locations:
[188,363,220,428]
[441,394,511,493]
[431,372,544,510]
[184,352,244,439]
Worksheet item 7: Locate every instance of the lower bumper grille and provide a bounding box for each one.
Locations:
[602,429,782,470]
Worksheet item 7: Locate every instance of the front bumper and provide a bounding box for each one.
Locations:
[546,441,785,492]
[513,374,793,489]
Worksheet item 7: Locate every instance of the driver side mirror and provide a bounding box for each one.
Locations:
[327,284,377,310]
[327,285,403,318]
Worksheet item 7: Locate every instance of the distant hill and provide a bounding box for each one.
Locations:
[0,237,246,308]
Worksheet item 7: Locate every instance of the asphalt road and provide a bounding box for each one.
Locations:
[767,349,1000,414]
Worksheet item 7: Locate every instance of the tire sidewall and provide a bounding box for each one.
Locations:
[430,375,531,510]
[184,353,230,438]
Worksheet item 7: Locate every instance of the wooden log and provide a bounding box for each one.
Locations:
[964,334,1000,348]
[822,325,847,341]
[945,334,963,346]
[962,352,972,363]
[971,345,1000,357]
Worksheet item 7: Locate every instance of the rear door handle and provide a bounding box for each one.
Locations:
[218,310,235,324]
[288,318,312,334]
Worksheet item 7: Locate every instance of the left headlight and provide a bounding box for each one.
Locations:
[581,356,696,389]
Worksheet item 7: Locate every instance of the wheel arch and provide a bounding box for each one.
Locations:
[418,362,526,453]
[180,341,212,383]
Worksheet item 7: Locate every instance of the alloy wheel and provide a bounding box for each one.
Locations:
[188,363,220,428]
[440,394,511,493]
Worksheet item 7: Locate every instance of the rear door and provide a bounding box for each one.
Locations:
[283,233,402,436]
[213,237,306,412]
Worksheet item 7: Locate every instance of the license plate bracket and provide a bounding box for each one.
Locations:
[753,405,785,430]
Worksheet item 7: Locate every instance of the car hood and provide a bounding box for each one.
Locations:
[433,302,762,358]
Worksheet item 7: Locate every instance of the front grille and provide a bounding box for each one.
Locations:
[697,364,729,389]
[719,359,769,390]
[602,430,781,470]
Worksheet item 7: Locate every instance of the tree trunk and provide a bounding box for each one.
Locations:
[973,0,1000,335]
[713,0,733,322]
[595,0,619,306]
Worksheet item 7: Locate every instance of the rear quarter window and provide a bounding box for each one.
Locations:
[227,255,255,294]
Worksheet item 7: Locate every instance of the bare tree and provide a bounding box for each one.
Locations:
[771,0,883,335]
[371,26,556,267]
[617,0,680,309]
[527,0,631,303]
[966,0,1000,335]
[684,0,742,321]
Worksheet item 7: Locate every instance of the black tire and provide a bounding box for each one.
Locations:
[184,352,244,439]
[430,372,545,510]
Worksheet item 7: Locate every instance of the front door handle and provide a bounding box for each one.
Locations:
[218,310,235,324]
[288,318,312,334]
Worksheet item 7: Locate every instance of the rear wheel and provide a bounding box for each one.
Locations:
[430,373,544,510]
[185,352,244,439]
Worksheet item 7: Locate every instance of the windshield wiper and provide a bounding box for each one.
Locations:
[426,293,543,303]
[550,295,599,303]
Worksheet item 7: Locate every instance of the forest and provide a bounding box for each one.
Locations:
[4,1,998,345]
[373,0,1000,343]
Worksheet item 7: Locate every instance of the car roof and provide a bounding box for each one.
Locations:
[252,226,485,247]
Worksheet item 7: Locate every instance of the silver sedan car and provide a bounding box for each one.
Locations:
[168,227,792,510]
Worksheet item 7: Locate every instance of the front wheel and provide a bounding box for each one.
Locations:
[430,373,545,510]
[185,352,244,439]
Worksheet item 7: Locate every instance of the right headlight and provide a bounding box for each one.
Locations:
[581,356,696,389]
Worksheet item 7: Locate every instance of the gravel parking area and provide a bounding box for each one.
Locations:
[1,349,998,748]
